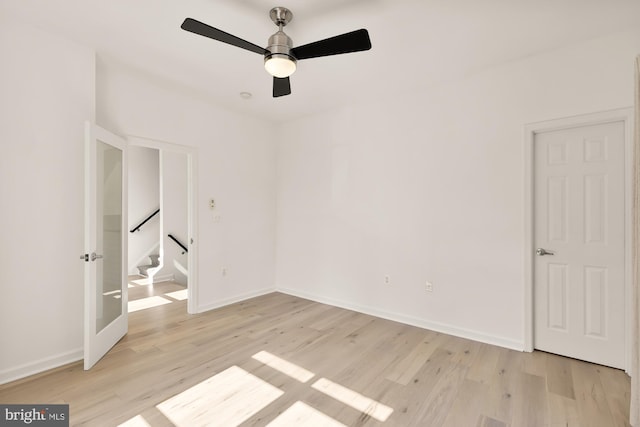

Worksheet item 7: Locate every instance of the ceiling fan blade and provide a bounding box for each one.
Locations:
[291,29,371,60]
[273,77,291,98]
[181,18,267,55]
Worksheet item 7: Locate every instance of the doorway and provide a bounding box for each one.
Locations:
[128,136,198,314]
[524,108,633,370]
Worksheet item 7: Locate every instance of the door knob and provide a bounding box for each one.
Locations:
[536,248,555,256]
[91,252,104,261]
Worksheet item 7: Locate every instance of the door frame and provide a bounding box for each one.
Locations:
[523,107,634,372]
[128,135,199,314]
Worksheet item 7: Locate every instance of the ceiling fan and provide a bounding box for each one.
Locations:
[181,7,372,98]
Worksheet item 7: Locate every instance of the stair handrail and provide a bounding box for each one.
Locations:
[168,234,188,254]
[130,208,160,233]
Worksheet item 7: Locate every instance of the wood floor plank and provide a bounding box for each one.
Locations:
[441,335,482,368]
[485,347,523,423]
[0,290,631,426]
[547,393,580,426]
[385,331,442,385]
[597,364,632,427]
[520,348,547,378]
[511,372,548,427]
[466,343,501,385]
[385,348,457,425]
[412,365,468,426]
[546,354,576,399]
[441,379,490,427]
[477,415,508,427]
[571,358,616,427]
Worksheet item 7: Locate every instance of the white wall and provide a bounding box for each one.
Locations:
[160,150,188,285]
[275,28,640,349]
[0,17,95,382]
[128,146,160,274]
[96,60,277,311]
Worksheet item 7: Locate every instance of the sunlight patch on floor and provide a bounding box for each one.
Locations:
[252,351,315,383]
[156,366,284,427]
[128,296,172,313]
[119,351,393,425]
[312,378,393,422]
[129,277,154,286]
[266,401,346,427]
[117,414,152,427]
[165,289,188,301]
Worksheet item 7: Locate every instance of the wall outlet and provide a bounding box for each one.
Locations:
[384,275,391,285]
[425,281,433,292]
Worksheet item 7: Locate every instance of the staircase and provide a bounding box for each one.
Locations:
[137,254,160,277]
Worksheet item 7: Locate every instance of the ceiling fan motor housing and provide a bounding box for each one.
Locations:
[265,6,296,66]
[265,30,296,62]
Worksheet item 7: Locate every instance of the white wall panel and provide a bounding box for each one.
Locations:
[584,175,607,244]
[548,264,568,331]
[585,266,608,338]
[547,177,569,243]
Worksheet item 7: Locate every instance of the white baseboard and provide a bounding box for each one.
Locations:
[151,273,175,283]
[277,287,524,352]
[196,287,277,313]
[0,348,82,386]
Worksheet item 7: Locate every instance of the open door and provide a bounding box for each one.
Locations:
[83,122,128,370]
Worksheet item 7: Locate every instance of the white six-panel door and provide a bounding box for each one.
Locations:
[533,120,625,369]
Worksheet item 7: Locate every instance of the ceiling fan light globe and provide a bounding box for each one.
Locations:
[265,55,297,78]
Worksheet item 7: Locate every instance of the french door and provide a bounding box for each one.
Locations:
[83,122,128,370]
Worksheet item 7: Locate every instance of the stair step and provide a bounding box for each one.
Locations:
[137,254,161,277]
[137,264,160,277]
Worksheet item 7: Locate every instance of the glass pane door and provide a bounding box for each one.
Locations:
[96,141,123,333]
[84,122,128,370]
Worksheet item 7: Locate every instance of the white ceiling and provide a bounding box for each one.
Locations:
[3,0,640,122]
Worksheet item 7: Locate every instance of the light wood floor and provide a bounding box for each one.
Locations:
[0,287,631,426]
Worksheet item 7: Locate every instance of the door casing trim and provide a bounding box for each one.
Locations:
[523,107,634,373]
